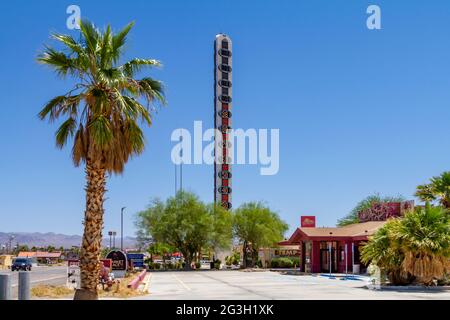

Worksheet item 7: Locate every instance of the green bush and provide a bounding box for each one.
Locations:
[289,257,300,267]
[213,259,221,270]
[225,252,240,266]
[153,262,161,270]
[271,257,295,268]
[195,262,201,269]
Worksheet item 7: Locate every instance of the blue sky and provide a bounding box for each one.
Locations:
[1,0,450,238]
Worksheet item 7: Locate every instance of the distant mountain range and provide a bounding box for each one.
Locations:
[0,232,137,249]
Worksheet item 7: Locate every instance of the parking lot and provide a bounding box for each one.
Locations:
[136,270,450,300]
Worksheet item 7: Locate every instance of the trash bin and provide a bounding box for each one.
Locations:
[352,264,360,274]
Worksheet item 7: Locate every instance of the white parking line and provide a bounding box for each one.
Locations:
[142,273,152,293]
[171,274,191,291]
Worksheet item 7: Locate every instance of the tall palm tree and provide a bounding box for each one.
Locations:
[415,171,450,208]
[37,20,165,300]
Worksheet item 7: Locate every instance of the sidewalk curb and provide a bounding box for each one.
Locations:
[373,285,450,292]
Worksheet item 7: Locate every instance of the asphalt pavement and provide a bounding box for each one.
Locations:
[0,265,67,299]
[132,270,450,300]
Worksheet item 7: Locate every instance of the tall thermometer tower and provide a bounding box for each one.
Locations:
[214,34,232,210]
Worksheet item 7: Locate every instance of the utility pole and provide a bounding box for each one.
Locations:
[8,235,15,254]
[121,207,126,251]
[112,231,117,249]
[175,163,178,196]
[180,132,183,195]
[108,231,113,249]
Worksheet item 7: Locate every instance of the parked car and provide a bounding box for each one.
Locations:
[11,258,32,271]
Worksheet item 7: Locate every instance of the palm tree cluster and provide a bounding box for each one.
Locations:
[38,20,165,299]
[361,204,450,285]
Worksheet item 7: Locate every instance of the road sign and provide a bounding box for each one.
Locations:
[67,259,80,289]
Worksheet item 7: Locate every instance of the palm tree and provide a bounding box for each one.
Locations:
[393,205,450,285]
[361,205,450,285]
[360,219,410,285]
[37,20,165,300]
[415,171,450,208]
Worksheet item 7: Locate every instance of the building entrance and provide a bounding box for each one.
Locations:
[320,241,338,273]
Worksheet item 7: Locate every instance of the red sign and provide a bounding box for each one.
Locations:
[101,259,112,271]
[301,216,316,228]
[67,259,80,267]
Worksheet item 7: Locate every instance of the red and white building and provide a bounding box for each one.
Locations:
[278,201,414,273]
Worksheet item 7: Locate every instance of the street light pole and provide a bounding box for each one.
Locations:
[121,207,126,251]
[112,231,116,249]
[108,231,113,249]
[8,235,15,254]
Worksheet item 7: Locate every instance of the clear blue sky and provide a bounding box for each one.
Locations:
[1,0,450,238]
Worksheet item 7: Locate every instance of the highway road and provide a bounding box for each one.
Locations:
[0,265,67,299]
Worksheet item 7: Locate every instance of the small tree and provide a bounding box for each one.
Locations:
[233,202,288,268]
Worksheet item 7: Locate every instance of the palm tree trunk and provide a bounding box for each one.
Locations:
[242,241,248,268]
[74,158,106,300]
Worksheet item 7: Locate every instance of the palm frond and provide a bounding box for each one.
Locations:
[55,117,77,148]
[99,25,112,68]
[37,46,76,76]
[88,115,113,147]
[79,20,100,55]
[111,21,135,63]
[138,77,166,105]
[121,58,161,77]
[38,94,82,122]
[51,33,84,54]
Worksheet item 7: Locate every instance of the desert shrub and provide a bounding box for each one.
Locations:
[271,257,294,268]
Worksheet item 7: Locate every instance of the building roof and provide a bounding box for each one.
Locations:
[300,221,385,237]
[286,221,386,243]
[18,251,62,258]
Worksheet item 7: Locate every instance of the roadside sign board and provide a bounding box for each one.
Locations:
[301,216,316,228]
[126,253,144,269]
[101,259,112,271]
[67,259,80,289]
[106,250,127,278]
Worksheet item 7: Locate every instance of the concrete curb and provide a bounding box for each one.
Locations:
[127,270,147,289]
[374,285,450,292]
